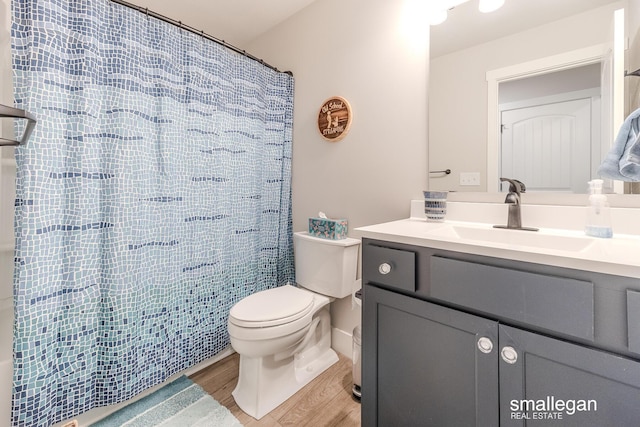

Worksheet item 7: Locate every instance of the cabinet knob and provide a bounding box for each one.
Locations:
[501,346,518,364]
[477,337,493,354]
[378,262,392,275]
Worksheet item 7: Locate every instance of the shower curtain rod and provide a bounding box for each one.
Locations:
[109,0,292,76]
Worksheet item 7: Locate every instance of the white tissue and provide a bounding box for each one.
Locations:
[318,211,328,219]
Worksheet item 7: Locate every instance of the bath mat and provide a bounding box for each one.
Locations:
[90,376,243,427]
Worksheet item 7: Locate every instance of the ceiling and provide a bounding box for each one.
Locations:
[430,0,621,58]
[124,0,318,48]
[123,0,621,58]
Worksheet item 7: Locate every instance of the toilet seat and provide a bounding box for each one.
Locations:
[229,285,315,328]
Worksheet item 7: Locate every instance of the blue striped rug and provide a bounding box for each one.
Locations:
[90,376,243,427]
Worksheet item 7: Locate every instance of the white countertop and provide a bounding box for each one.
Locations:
[355,216,640,279]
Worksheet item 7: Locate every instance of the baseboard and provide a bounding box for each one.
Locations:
[331,327,353,360]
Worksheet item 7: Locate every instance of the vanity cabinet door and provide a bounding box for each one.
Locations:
[362,285,499,427]
[499,324,640,426]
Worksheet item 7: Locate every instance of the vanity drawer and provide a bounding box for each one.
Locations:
[363,245,416,292]
[430,256,594,340]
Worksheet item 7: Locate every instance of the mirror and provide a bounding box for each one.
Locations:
[628,0,640,115]
[497,63,602,194]
[428,0,635,195]
[626,0,640,194]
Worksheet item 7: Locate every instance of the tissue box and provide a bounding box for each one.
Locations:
[308,217,348,240]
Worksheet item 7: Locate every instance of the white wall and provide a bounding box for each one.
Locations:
[0,0,14,310]
[429,2,623,192]
[247,0,429,355]
[0,0,14,228]
[498,63,601,104]
[0,0,16,424]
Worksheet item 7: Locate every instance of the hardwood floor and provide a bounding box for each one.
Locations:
[190,352,361,427]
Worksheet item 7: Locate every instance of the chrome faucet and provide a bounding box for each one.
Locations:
[494,178,538,232]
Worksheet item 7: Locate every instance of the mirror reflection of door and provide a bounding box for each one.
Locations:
[498,64,601,194]
[501,99,592,193]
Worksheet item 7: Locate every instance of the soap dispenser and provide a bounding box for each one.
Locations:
[585,179,613,238]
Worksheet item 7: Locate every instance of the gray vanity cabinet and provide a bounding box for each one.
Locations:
[499,325,640,426]
[363,284,499,427]
[361,238,640,426]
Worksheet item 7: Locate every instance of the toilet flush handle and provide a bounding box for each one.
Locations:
[378,263,392,275]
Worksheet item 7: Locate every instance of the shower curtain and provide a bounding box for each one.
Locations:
[10,0,294,425]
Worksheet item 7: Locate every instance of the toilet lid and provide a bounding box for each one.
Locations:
[229,285,315,328]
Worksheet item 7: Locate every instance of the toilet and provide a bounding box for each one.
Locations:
[227,231,360,420]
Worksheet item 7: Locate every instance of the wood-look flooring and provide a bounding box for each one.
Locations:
[190,352,361,427]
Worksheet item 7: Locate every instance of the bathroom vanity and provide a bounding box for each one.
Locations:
[356,203,640,426]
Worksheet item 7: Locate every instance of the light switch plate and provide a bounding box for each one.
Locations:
[460,172,480,186]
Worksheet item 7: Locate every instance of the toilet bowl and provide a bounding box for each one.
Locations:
[228,284,328,358]
[228,232,360,420]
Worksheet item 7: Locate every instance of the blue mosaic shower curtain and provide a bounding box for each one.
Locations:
[10,0,294,425]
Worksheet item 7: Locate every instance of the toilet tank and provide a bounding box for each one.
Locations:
[293,231,360,299]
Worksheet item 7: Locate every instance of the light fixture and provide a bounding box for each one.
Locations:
[478,0,505,13]
[429,0,504,26]
[429,8,449,26]
[428,0,469,26]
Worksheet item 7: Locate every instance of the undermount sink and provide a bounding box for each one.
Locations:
[427,223,595,252]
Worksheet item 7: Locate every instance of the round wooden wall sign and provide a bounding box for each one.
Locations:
[317,96,352,142]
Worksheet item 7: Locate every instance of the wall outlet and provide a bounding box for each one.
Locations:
[460,172,481,186]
